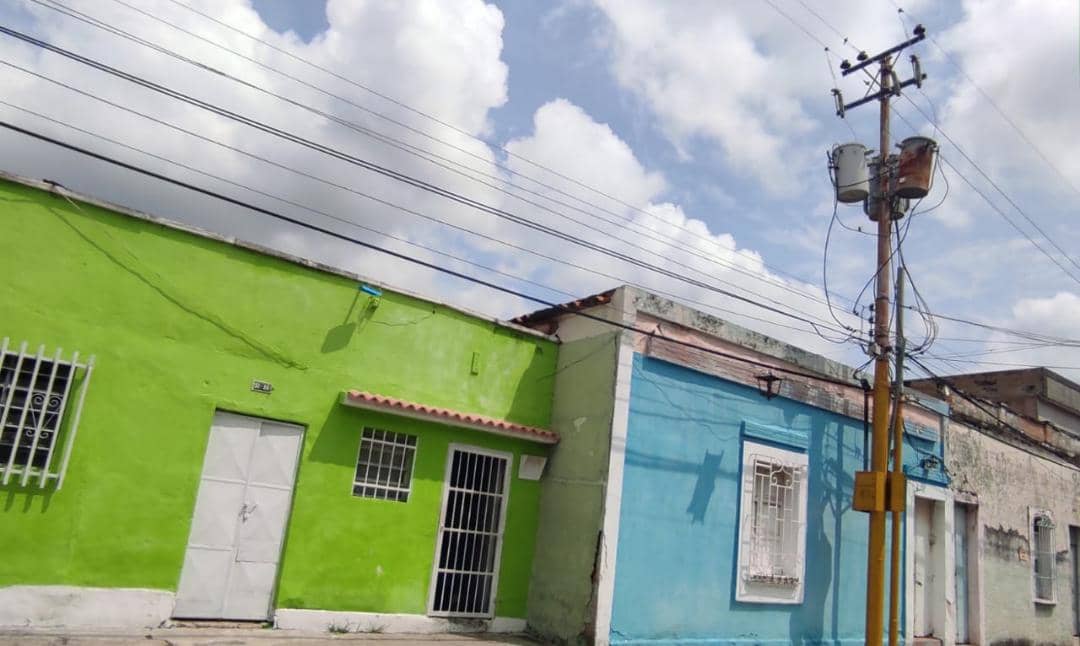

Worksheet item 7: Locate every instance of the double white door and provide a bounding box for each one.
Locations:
[173,412,303,620]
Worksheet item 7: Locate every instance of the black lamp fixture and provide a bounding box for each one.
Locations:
[755,372,783,400]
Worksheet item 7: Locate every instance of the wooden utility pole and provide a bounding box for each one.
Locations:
[833,25,927,646]
[865,53,894,645]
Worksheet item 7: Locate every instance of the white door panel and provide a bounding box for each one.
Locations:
[236,485,293,562]
[201,415,258,482]
[173,546,233,618]
[249,424,303,487]
[186,479,245,548]
[224,560,278,619]
[174,413,303,620]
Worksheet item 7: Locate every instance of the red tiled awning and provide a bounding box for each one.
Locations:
[341,390,559,445]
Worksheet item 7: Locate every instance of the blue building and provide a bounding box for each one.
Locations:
[517,286,949,645]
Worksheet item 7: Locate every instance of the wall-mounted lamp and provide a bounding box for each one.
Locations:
[919,454,941,471]
[360,284,382,309]
[755,373,783,400]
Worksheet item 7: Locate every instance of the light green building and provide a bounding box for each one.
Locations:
[0,173,558,633]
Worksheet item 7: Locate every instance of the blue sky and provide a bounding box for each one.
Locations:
[1,0,1078,378]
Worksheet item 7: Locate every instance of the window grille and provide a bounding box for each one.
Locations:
[1033,514,1055,603]
[0,339,94,489]
[743,456,805,584]
[352,427,417,502]
[736,439,808,604]
[429,447,511,618]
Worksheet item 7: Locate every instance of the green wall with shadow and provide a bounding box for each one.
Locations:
[0,179,556,618]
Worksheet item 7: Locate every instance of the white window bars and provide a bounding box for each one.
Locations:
[428,446,511,618]
[353,427,417,502]
[744,457,805,584]
[736,440,808,604]
[0,338,94,489]
[1033,513,1055,603]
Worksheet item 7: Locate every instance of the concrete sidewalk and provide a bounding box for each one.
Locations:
[0,627,541,645]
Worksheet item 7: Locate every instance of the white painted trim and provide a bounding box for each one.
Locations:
[426,443,513,619]
[593,338,635,646]
[904,481,956,646]
[0,586,174,629]
[274,608,525,634]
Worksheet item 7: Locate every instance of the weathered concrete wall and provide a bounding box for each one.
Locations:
[947,421,1080,645]
[527,332,620,644]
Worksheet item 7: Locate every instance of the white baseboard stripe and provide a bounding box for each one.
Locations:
[0,585,174,629]
[274,609,527,634]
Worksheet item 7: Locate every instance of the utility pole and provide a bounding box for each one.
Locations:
[830,24,930,646]
[866,53,894,645]
[889,267,906,646]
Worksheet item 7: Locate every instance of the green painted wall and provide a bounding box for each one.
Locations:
[0,178,556,618]
[527,332,619,643]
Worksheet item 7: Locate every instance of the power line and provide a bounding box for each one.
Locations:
[898,97,1080,282]
[145,0,830,294]
[0,119,865,390]
[6,98,851,339]
[0,26,857,336]
[791,0,861,54]
[907,308,1080,346]
[28,0,863,321]
[29,0,859,324]
[0,75,840,342]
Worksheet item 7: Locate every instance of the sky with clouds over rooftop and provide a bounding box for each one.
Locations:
[1,0,1078,380]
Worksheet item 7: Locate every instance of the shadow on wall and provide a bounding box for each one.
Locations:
[503,340,555,430]
[793,415,840,644]
[1,485,54,514]
[687,451,725,523]
[306,398,374,469]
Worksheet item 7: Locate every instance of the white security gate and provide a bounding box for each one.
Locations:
[428,445,511,618]
[174,412,303,620]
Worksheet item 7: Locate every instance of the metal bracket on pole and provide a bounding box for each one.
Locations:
[832,88,846,118]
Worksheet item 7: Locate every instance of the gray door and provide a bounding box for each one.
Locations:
[173,412,303,620]
[954,504,970,643]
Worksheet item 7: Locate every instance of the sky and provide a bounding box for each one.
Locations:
[0,0,1078,381]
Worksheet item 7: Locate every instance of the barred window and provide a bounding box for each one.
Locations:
[353,427,417,502]
[736,440,808,604]
[0,339,94,489]
[1033,512,1055,603]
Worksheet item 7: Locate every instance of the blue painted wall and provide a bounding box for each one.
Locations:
[610,354,896,645]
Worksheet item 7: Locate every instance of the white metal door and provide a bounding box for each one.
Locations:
[913,498,934,637]
[428,445,511,618]
[173,412,303,620]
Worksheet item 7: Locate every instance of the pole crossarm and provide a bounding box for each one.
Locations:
[841,24,926,76]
